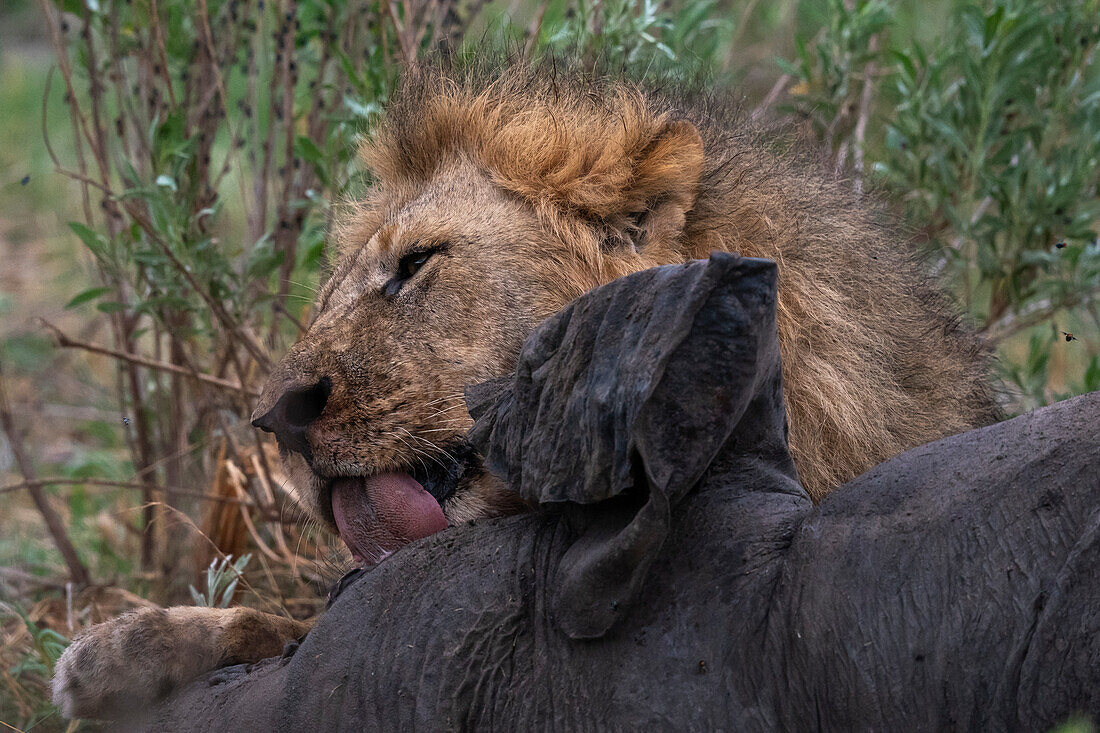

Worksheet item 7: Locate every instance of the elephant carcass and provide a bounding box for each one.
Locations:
[136,253,1100,731]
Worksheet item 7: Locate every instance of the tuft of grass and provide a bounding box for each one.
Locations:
[0,603,71,731]
[189,553,252,609]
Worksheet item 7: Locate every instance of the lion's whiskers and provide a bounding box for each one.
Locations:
[393,426,461,469]
[424,402,468,417]
[420,393,465,408]
[385,431,434,475]
[284,278,320,294]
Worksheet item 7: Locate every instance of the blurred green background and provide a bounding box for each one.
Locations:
[0,0,1097,728]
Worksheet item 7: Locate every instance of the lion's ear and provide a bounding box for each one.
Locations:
[619,120,705,251]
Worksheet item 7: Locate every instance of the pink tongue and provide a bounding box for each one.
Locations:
[330,473,447,565]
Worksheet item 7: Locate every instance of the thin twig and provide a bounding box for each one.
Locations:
[273,301,308,335]
[851,36,879,194]
[524,1,550,58]
[39,38,92,224]
[751,73,791,120]
[148,0,178,107]
[36,0,97,173]
[41,320,259,396]
[0,367,92,587]
[196,0,253,228]
[114,205,274,371]
[0,477,255,506]
[383,0,414,63]
[983,284,1100,345]
[227,463,286,564]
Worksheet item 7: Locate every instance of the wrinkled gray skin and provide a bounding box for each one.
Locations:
[136,255,1100,732]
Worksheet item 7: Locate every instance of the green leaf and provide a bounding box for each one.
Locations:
[343,95,379,119]
[1084,356,1100,393]
[65,286,114,309]
[293,136,324,166]
[68,222,109,259]
[294,135,329,186]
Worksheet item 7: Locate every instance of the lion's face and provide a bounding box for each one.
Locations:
[252,160,603,562]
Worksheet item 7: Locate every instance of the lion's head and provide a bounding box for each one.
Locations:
[251,68,709,563]
[251,64,995,565]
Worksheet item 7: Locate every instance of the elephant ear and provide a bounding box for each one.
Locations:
[466,252,780,639]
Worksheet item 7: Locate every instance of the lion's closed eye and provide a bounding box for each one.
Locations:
[385,245,444,295]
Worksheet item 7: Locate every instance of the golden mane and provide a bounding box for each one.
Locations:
[340,61,998,498]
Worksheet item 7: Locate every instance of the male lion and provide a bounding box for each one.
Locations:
[53,64,996,720]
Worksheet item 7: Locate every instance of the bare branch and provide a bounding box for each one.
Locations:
[273,302,308,336]
[983,284,1100,345]
[383,1,414,64]
[751,74,791,121]
[524,1,550,58]
[852,36,880,194]
[41,320,259,397]
[0,477,256,507]
[0,366,92,587]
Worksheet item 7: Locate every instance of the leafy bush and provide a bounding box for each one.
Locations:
[37,0,399,580]
[784,0,1100,410]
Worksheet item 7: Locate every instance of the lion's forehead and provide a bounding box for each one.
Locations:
[319,172,547,322]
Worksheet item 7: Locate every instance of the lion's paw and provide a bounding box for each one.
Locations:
[52,606,220,720]
[52,606,310,720]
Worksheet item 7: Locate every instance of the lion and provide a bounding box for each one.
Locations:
[53,63,997,720]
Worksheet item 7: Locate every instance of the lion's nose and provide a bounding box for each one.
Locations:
[251,377,332,458]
